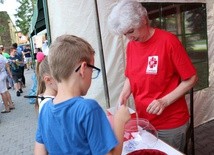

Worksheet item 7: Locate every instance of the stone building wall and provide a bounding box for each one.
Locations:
[0,11,18,49]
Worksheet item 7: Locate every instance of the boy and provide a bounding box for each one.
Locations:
[34,35,131,155]
[8,46,23,96]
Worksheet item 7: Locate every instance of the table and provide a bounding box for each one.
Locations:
[122,130,184,155]
[107,108,184,155]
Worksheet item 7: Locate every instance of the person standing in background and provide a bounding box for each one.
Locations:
[8,46,23,97]
[23,45,32,70]
[12,43,26,88]
[0,46,14,89]
[35,56,57,113]
[108,0,198,152]
[42,33,49,56]
[0,53,15,113]
[0,45,10,59]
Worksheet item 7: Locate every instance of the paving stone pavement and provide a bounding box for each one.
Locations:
[0,69,37,155]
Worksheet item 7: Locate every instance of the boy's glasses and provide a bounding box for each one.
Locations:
[75,64,101,79]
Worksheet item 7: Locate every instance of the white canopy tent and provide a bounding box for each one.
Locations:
[31,0,214,128]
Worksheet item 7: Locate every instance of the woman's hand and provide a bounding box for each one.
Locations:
[146,99,168,115]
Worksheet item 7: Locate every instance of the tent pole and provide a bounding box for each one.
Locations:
[42,0,52,45]
[190,88,195,155]
[29,36,35,69]
[94,0,110,108]
[30,29,37,70]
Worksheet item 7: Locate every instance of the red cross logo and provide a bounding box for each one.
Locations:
[149,57,157,68]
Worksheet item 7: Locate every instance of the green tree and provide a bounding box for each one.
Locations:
[15,0,35,35]
[185,6,206,33]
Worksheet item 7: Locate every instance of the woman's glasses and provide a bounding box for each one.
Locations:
[75,64,101,79]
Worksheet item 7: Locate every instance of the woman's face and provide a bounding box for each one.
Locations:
[124,27,141,41]
[124,24,150,42]
[124,17,150,42]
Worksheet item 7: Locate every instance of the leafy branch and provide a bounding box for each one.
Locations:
[15,0,36,35]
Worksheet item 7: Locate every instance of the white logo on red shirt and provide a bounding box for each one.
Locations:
[146,56,158,74]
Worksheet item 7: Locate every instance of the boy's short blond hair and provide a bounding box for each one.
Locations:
[48,35,95,82]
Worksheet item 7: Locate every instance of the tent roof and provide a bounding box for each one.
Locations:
[29,0,45,37]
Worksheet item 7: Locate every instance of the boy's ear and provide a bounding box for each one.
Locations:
[79,62,87,78]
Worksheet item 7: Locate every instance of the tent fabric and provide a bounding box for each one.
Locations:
[47,0,126,110]
[29,0,45,37]
[45,0,213,127]
[192,0,214,126]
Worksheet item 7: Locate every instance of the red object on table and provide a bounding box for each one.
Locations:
[127,149,167,155]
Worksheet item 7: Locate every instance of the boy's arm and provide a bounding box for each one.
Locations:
[34,142,48,155]
[107,105,131,155]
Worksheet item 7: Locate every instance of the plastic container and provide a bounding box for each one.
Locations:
[123,118,158,154]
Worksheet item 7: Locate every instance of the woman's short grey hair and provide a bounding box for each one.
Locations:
[107,0,148,35]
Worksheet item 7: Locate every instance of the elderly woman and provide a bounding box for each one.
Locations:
[108,0,198,152]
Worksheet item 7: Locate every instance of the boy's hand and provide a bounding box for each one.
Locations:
[118,97,127,106]
[114,105,131,124]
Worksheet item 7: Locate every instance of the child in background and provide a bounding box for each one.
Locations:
[34,35,131,155]
[35,53,57,113]
[8,46,23,97]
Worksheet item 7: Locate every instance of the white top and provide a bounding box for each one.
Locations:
[0,55,7,72]
[38,95,54,113]
[42,41,49,56]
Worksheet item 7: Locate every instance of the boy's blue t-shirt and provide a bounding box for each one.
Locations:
[36,97,118,155]
[8,55,22,73]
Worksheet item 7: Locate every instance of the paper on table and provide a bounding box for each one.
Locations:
[107,106,136,115]
[122,129,184,155]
